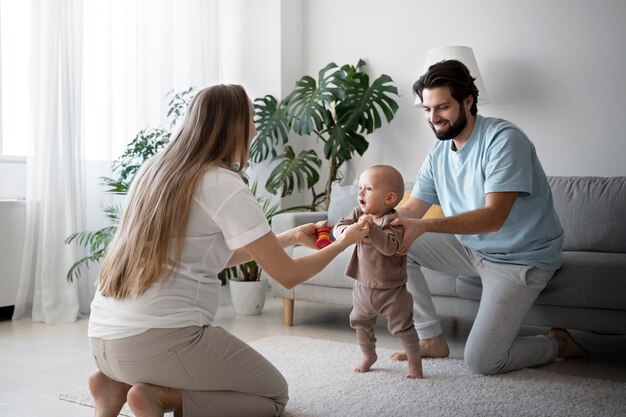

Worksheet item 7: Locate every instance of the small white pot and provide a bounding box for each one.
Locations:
[229,279,267,315]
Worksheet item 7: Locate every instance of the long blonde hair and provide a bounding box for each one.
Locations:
[98,84,252,299]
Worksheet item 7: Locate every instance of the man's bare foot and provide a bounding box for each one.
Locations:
[88,371,131,417]
[127,383,182,417]
[406,351,423,379]
[354,351,378,373]
[391,335,449,360]
[549,328,589,358]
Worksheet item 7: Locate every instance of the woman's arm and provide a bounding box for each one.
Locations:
[332,208,358,240]
[226,221,329,267]
[244,219,370,289]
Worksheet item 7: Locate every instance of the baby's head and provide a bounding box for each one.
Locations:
[357,165,405,217]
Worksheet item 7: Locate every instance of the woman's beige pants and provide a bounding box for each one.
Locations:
[90,325,288,417]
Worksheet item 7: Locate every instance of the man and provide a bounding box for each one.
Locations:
[391,59,587,375]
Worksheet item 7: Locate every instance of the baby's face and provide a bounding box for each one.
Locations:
[357,169,394,217]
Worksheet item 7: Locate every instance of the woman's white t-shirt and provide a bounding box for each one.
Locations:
[88,167,270,339]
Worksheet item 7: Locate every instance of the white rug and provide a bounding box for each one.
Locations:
[60,335,626,417]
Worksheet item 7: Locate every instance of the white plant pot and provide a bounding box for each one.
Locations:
[229,279,267,315]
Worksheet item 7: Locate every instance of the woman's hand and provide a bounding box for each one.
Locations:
[294,220,330,249]
[390,218,426,255]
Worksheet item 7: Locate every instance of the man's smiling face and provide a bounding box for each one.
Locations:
[422,86,468,141]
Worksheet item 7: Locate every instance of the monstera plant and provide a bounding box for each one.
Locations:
[250,59,399,210]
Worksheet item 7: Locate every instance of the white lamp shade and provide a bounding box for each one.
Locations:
[416,45,489,106]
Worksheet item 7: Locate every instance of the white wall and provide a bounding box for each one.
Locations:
[218,0,305,209]
[2,0,624,200]
[296,0,626,183]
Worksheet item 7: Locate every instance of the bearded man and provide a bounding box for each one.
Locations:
[391,59,587,375]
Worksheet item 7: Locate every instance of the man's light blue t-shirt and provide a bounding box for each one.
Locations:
[412,115,564,270]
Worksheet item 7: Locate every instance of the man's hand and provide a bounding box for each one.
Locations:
[390,217,426,255]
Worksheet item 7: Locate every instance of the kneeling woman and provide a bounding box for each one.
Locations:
[87,84,369,417]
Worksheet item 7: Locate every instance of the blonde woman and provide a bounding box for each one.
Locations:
[87,84,369,417]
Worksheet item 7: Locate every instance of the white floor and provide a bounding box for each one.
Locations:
[1,287,625,417]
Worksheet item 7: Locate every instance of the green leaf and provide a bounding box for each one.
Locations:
[265,146,321,197]
[65,249,106,283]
[284,62,341,135]
[249,95,290,163]
[323,124,369,161]
[166,87,196,129]
[336,73,399,134]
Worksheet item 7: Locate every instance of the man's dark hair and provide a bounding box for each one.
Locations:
[413,60,479,116]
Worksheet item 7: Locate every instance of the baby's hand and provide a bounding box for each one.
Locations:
[359,214,374,226]
[336,218,369,247]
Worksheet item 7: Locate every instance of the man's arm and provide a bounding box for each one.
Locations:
[396,196,433,220]
[420,191,518,234]
[393,192,519,254]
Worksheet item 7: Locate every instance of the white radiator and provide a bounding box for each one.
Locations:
[0,199,26,307]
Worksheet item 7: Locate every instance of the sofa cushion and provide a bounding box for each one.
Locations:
[536,251,626,310]
[549,176,626,253]
[452,252,626,311]
[328,182,359,226]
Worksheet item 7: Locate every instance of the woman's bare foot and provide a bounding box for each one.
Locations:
[127,383,182,417]
[549,328,589,358]
[88,371,131,417]
[391,335,449,360]
[406,351,423,379]
[355,351,378,373]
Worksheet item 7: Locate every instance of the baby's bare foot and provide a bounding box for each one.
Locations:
[354,351,378,373]
[549,328,589,358]
[391,335,449,360]
[127,383,182,417]
[406,351,424,379]
[88,371,131,417]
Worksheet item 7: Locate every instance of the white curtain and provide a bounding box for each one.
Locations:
[13,0,221,323]
[12,0,84,324]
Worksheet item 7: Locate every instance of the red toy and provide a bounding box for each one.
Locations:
[316,227,332,249]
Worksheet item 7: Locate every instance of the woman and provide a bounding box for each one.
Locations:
[87,84,369,417]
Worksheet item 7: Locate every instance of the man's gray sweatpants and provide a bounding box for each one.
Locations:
[407,232,559,375]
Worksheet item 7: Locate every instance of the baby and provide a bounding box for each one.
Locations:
[333,165,422,379]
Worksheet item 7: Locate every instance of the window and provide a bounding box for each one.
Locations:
[1,1,219,161]
[0,0,31,158]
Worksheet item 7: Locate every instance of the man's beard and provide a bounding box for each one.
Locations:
[430,108,468,140]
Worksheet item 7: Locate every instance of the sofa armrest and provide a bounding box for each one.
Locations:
[271,211,329,235]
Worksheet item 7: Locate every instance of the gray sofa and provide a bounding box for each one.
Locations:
[263,176,626,335]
